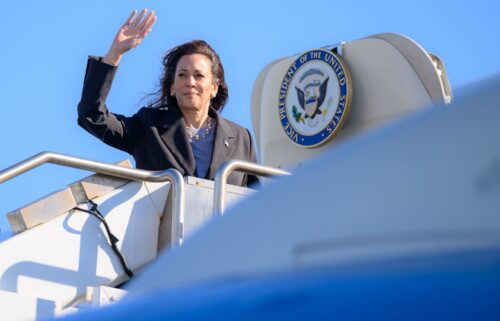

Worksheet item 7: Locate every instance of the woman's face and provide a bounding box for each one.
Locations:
[171,54,218,113]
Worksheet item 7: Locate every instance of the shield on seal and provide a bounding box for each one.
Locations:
[295,77,330,119]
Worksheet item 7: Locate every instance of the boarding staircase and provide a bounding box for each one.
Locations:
[0,33,454,321]
[0,153,288,320]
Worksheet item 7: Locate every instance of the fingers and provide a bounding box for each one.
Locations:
[124,9,137,26]
[141,12,157,34]
[142,16,157,37]
[148,15,157,30]
[126,8,157,33]
[131,8,147,27]
[138,10,154,29]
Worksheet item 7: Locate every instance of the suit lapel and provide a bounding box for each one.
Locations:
[158,108,196,176]
[207,111,235,179]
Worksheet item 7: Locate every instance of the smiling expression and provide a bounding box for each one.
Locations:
[171,54,219,113]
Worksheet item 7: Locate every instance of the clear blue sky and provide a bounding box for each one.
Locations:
[1,0,499,239]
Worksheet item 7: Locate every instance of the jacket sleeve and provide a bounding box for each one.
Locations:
[77,56,136,154]
[244,128,260,187]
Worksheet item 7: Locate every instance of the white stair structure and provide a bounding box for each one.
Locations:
[0,154,283,321]
[0,179,167,309]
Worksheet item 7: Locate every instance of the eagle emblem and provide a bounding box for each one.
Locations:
[295,77,329,119]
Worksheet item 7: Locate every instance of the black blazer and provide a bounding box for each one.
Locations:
[77,57,257,187]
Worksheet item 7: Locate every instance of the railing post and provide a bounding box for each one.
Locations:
[213,160,291,216]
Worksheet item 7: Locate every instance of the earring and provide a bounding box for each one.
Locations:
[171,91,175,96]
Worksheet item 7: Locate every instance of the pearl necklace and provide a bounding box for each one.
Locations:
[186,117,213,142]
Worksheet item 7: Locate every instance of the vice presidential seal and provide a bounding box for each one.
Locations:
[278,48,352,148]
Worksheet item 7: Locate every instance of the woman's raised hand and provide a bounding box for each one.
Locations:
[104,9,157,66]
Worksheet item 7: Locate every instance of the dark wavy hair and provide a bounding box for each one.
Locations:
[149,40,229,112]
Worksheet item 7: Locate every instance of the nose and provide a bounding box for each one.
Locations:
[186,75,196,87]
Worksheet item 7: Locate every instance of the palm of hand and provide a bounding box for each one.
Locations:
[110,9,157,56]
[115,25,147,52]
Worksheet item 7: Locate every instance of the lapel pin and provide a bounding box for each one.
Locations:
[224,139,229,147]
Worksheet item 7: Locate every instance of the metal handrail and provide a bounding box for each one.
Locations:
[213,160,291,215]
[0,152,185,246]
